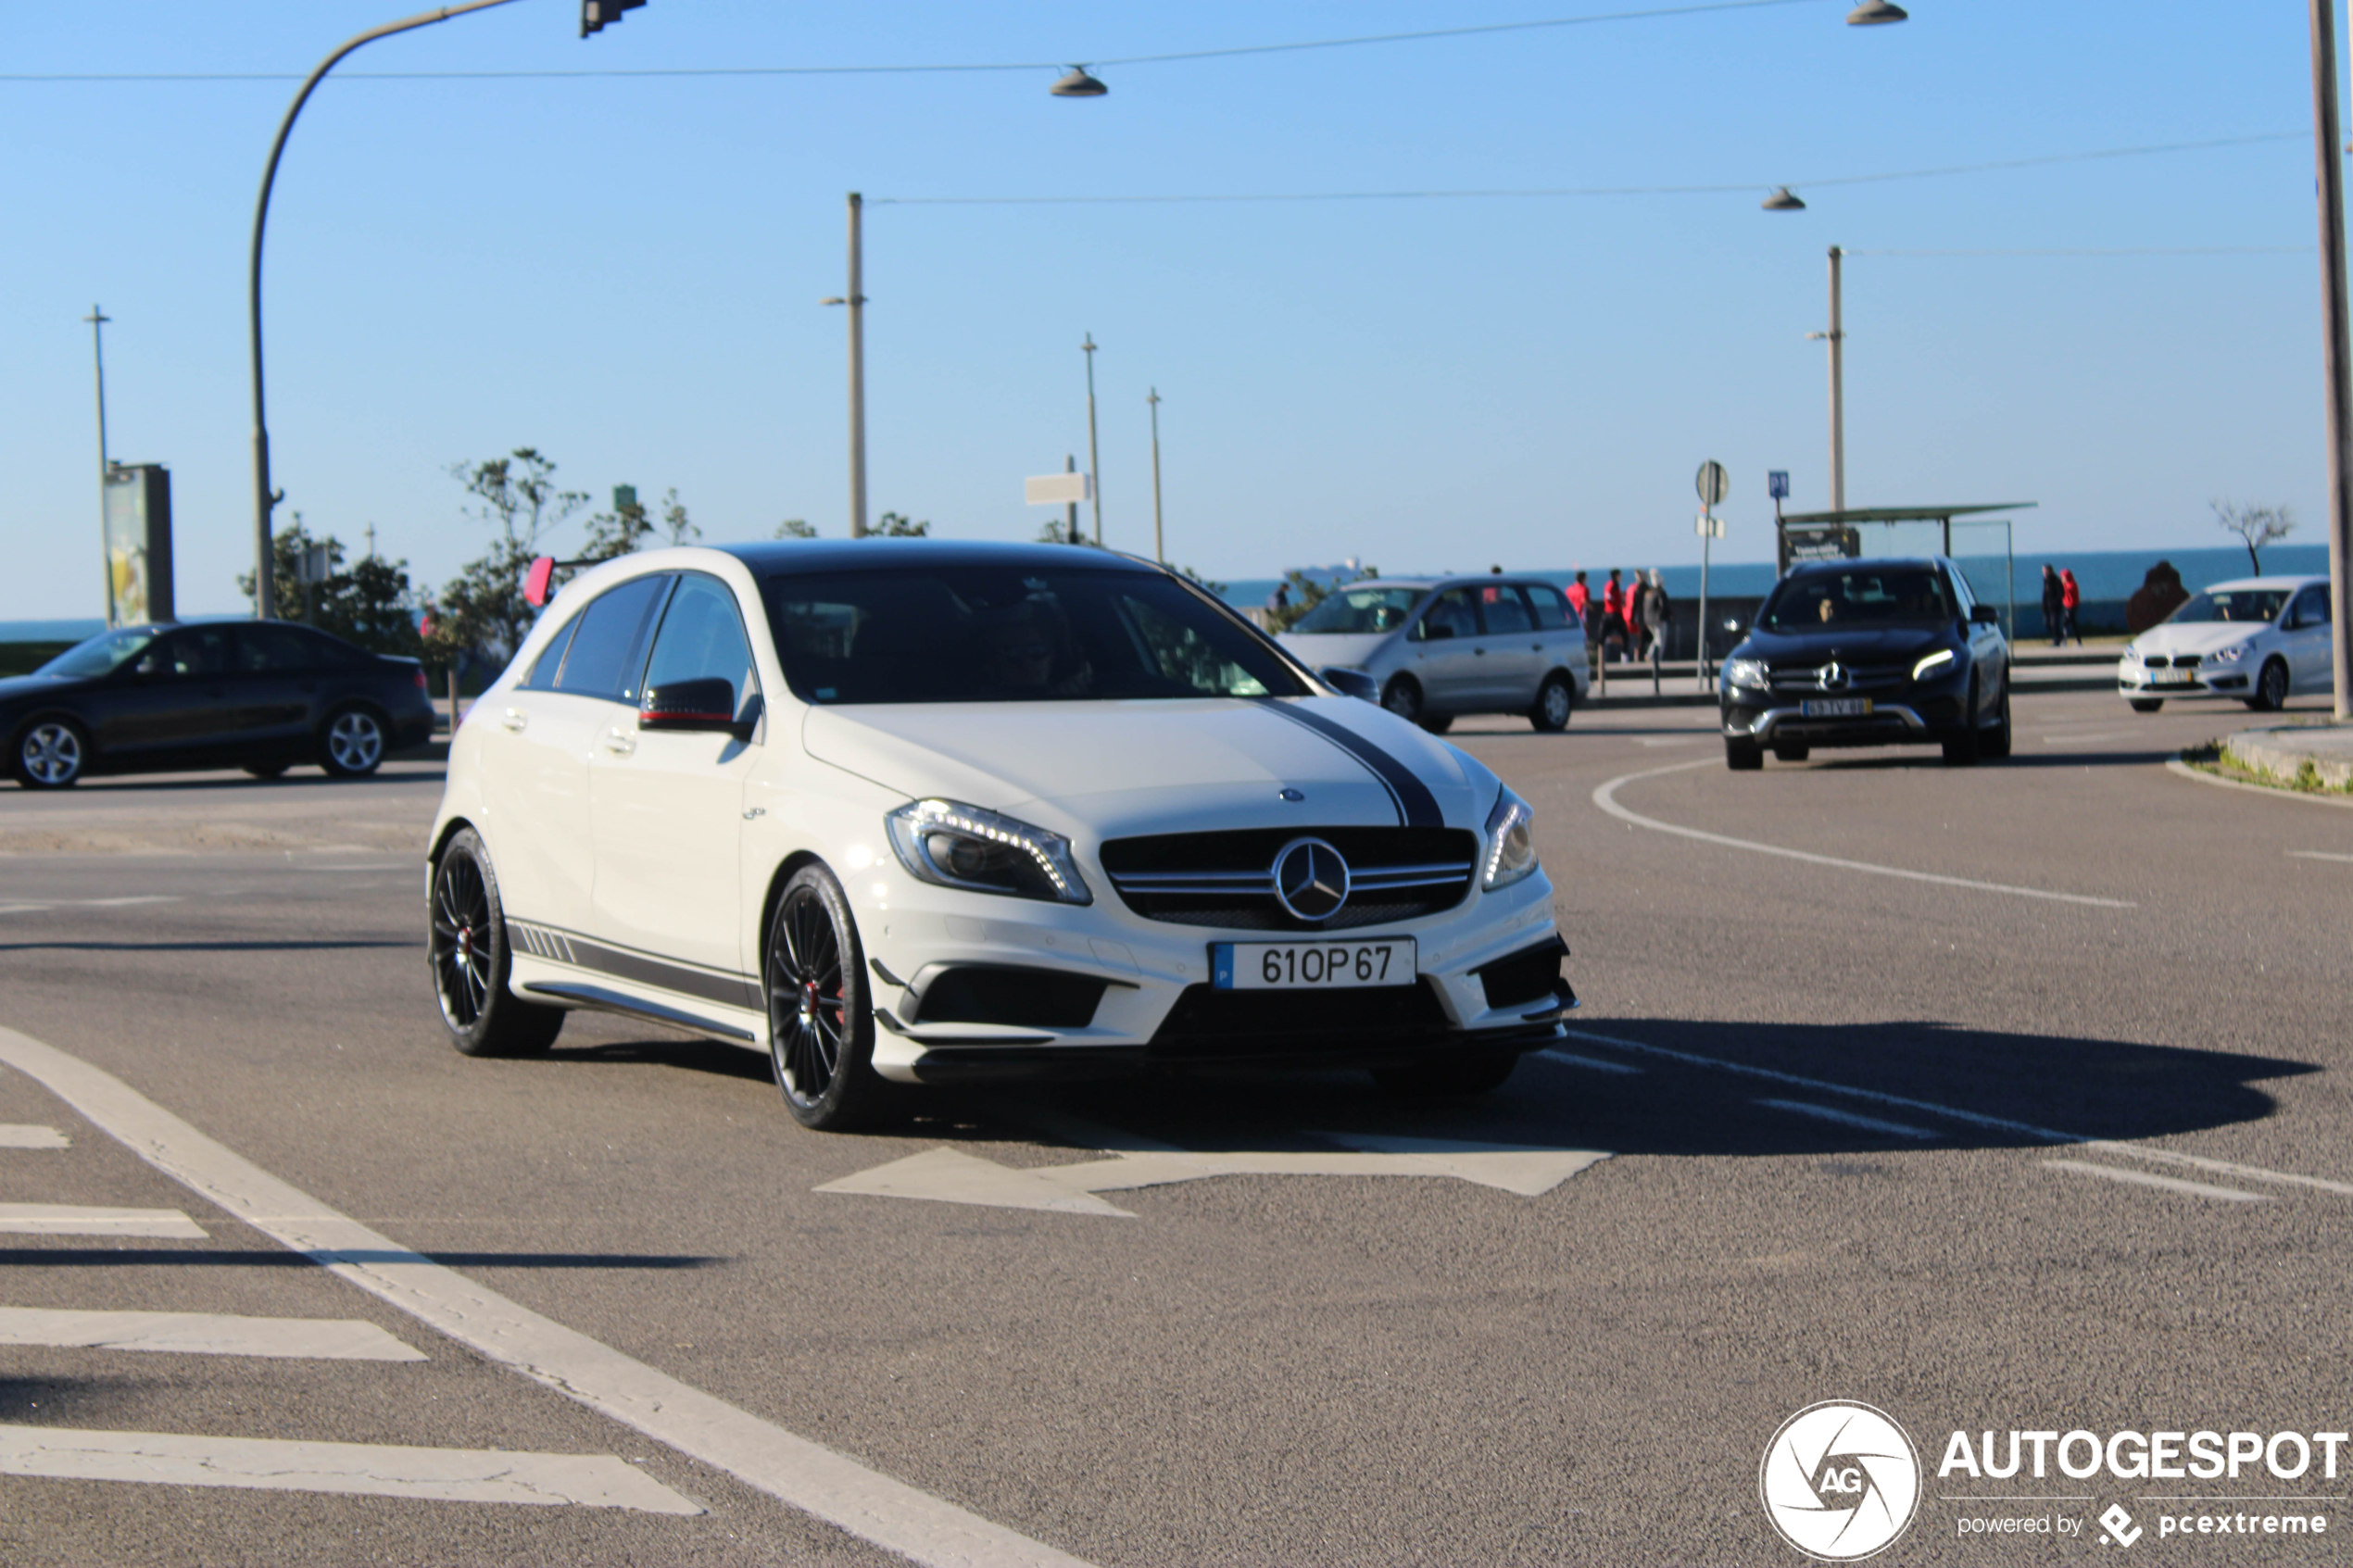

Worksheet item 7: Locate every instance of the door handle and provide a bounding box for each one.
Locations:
[501,709,528,734]
[602,729,636,757]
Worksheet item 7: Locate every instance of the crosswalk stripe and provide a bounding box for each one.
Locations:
[0,1424,700,1513]
[0,1307,424,1361]
[0,1204,206,1238]
[0,1125,69,1149]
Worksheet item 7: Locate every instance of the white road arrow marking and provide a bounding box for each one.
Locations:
[815,1135,1610,1216]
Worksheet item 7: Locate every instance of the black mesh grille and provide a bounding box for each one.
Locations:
[1146,979,1452,1060]
[912,967,1106,1029]
[1473,938,1567,1010]
[1100,826,1476,931]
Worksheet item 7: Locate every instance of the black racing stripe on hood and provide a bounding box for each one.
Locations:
[1256,700,1445,828]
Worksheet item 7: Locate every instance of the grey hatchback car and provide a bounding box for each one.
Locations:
[1277,577,1592,734]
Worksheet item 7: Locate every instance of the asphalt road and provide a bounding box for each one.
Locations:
[1,689,2347,1566]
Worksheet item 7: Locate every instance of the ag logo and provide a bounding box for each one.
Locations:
[1760,1400,1922,1561]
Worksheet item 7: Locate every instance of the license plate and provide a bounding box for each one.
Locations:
[1213,939,1416,990]
[2149,669,2193,685]
[1800,697,1872,718]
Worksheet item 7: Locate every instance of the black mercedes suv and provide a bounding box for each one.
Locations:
[1718,557,2011,770]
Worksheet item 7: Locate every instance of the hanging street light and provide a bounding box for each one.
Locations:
[1051,66,1108,97]
[1846,1,1908,22]
[1762,186,1807,211]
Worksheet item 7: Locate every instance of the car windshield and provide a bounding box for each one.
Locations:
[35,626,164,679]
[1290,586,1422,635]
[2169,588,2289,624]
[760,566,1312,704]
[1756,567,1957,632]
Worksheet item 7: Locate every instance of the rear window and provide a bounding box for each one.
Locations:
[759,566,1309,704]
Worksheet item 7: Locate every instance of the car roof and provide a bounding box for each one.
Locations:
[716,539,1168,576]
[1306,576,1558,595]
[2196,575,2328,592]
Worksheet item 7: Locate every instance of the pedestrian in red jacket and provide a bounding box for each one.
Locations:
[2059,569,2082,646]
[1602,571,1626,662]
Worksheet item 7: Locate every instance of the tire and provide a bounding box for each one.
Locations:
[1726,737,1764,771]
[2247,659,2290,713]
[429,829,564,1058]
[1379,675,1424,726]
[1981,676,2013,761]
[2128,698,2164,713]
[1942,680,1983,767]
[320,705,388,777]
[1529,672,1575,733]
[1773,744,1810,763]
[13,719,88,789]
[1419,714,1453,735]
[764,864,889,1131]
[243,763,289,780]
[1372,1047,1518,1097]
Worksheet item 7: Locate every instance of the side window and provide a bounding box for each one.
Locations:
[552,575,673,702]
[641,573,759,712]
[234,624,320,672]
[135,626,231,678]
[2291,586,2332,627]
[1414,589,1480,641]
[1522,585,1570,631]
[1478,584,1533,635]
[522,611,583,692]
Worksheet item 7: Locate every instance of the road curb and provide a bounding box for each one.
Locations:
[2220,723,2353,791]
[2164,758,2353,809]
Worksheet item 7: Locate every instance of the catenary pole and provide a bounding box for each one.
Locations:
[249,0,525,621]
[85,305,114,625]
[2309,0,2353,720]
[1082,334,1102,545]
[848,193,867,537]
[1148,387,1165,564]
[1828,245,1845,516]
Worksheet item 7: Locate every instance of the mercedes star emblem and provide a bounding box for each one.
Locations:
[1272,837,1350,922]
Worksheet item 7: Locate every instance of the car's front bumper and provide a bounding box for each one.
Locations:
[2117,668,2249,698]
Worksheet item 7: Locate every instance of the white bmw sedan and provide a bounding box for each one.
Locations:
[427,542,1575,1130]
[2117,575,2334,713]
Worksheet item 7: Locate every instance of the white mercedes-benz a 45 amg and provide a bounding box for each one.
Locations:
[426,541,1575,1129]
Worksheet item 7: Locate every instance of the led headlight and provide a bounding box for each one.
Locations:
[1482,785,1540,892]
[1722,657,1770,692]
[1910,647,1957,681]
[2210,642,2250,664]
[885,799,1092,905]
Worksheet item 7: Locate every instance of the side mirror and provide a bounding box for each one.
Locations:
[1318,667,1378,703]
[1970,605,2000,626]
[640,677,750,738]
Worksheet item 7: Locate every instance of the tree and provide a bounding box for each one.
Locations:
[580,490,652,560]
[1268,564,1378,632]
[430,448,589,668]
[2212,499,2296,572]
[452,448,586,554]
[775,518,818,539]
[235,516,422,658]
[1035,517,1092,545]
[659,488,698,546]
[872,510,930,536]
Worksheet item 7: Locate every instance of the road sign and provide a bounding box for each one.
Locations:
[296,544,333,584]
[1025,471,1092,506]
[1694,514,1726,539]
[1695,460,1729,507]
[1768,470,1790,500]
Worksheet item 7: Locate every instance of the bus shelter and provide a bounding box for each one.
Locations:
[1774,502,2037,639]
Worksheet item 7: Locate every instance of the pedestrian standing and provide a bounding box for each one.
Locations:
[2059,568,2082,646]
[1603,570,1626,663]
[1567,571,1590,621]
[2040,564,2063,647]
[1643,569,1672,662]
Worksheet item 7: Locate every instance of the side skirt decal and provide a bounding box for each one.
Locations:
[508,921,761,1012]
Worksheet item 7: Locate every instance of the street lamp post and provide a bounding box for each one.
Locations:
[1805,245,1846,515]
[1147,387,1165,564]
[247,0,529,620]
[821,194,870,538]
[2308,0,2353,721]
[1082,333,1102,545]
[84,305,114,624]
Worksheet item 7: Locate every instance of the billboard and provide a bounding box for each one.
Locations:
[101,464,174,626]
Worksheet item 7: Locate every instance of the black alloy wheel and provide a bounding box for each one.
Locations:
[1379,676,1424,726]
[1942,678,1983,767]
[2248,659,2290,713]
[13,719,88,789]
[765,864,887,1131]
[1529,673,1575,733]
[429,829,563,1058]
[1372,1047,1519,1097]
[320,706,388,778]
[1726,737,1764,771]
[1982,675,2014,760]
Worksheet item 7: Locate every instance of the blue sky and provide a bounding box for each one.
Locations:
[2,1,2332,617]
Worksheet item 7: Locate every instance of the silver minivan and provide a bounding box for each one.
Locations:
[1277,576,1592,733]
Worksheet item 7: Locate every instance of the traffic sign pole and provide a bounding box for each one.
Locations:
[1693,461,1729,689]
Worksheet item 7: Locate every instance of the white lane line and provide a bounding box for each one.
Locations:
[2040,730,2133,745]
[0,905,53,916]
[2287,850,2353,863]
[1559,1027,2353,1198]
[0,1307,424,1361]
[1591,759,2137,908]
[2042,1160,2269,1204]
[0,1025,1096,1568]
[0,1424,698,1513]
[1634,735,1701,747]
[0,1124,69,1148]
[1755,1098,1939,1140]
[0,1204,207,1238]
[1533,1048,1644,1075]
[74,897,181,909]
